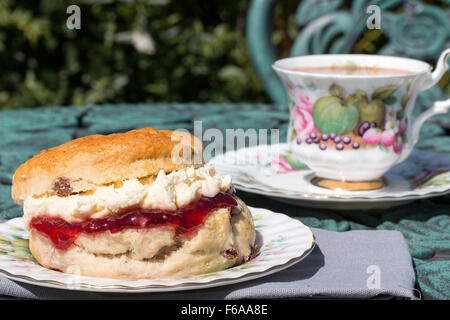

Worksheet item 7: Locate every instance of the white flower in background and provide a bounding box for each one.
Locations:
[132,30,155,55]
[114,30,156,55]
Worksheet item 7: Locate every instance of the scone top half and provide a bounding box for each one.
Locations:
[12,127,232,226]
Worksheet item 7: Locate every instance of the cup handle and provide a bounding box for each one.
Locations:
[410,98,450,146]
[397,49,450,164]
[411,49,450,144]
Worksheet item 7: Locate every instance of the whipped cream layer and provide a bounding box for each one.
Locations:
[23,165,232,225]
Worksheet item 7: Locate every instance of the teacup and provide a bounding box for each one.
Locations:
[273,50,450,185]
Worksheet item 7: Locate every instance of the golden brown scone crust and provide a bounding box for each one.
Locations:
[12,128,202,206]
[29,198,257,279]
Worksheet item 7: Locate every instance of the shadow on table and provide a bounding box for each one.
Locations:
[102,245,325,300]
[259,244,325,282]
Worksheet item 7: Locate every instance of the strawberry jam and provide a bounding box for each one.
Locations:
[30,192,237,250]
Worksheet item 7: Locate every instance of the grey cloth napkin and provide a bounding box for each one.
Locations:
[0,228,417,300]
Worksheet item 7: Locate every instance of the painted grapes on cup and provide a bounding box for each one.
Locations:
[288,82,411,154]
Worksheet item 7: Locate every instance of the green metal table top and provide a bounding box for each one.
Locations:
[0,103,449,299]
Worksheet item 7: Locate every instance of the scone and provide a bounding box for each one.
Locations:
[11,127,256,279]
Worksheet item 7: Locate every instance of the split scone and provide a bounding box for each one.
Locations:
[11,128,256,279]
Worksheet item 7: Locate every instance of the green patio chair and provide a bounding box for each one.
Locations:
[246,0,450,122]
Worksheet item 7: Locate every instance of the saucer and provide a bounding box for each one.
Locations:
[208,143,450,210]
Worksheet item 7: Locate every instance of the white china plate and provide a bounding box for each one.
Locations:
[0,207,315,293]
[208,143,450,210]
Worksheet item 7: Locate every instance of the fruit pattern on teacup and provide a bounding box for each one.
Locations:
[288,82,410,154]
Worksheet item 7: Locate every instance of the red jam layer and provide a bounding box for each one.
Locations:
[30,192,236,250]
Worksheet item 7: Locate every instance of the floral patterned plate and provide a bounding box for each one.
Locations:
[0,207,315,293]
[208,143,450,210]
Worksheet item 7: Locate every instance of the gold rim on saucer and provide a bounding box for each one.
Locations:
[310,176,388,191]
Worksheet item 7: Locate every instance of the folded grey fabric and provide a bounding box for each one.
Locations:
[0,228,417,300]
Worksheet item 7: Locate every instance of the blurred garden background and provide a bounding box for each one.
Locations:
[0,0,448,110]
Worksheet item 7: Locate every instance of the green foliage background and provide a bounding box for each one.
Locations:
[0,0,268,110]
[0,0,448,110]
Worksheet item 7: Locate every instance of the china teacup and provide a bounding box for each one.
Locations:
[273,50,450,185]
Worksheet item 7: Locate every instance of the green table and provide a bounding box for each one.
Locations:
[0,103,449,299]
